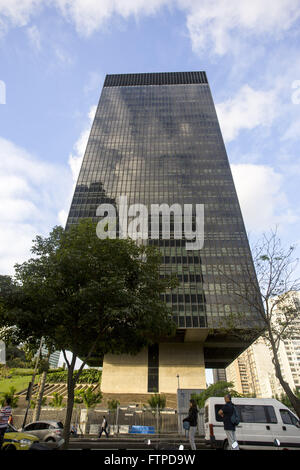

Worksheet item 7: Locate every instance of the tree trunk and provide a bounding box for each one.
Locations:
[269,335,300,418]
[63,355,76,449]
[32,371,46,421]
[22,338,43,429]
[32,352,50,422]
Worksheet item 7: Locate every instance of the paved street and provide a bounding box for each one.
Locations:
[44,437,209,451]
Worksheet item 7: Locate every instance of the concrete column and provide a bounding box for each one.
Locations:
[159,343,205,393]
[101,349,148,393]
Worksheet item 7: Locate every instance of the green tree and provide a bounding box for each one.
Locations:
[275,390,300,412]
[0,219,177,447]
[30,397,47,409]
[48,392,64,408]
[147,393,166,410]
[74,387,102,409]
[0,386,19,408]
[107,399,120,411]
[191,381,243,409]
[222,230,300,418]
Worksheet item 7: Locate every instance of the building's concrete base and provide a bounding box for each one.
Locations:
[101,342,206,395]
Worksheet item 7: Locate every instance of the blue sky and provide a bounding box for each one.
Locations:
[1,1,300,379]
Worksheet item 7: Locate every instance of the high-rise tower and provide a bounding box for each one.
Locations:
[66,72,262,395]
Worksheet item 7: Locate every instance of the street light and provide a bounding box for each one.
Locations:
[176,374,180,390]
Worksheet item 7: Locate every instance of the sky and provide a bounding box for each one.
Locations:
[1,1,300,381]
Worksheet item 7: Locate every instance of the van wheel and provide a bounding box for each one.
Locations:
[45,437,56,442]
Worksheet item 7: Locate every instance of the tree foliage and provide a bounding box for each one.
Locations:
[74,387,103,409]
[222,229,300,417]
[192,381,244,409]
[30,397,47,409]
[147,393,167,410]
[0,386,19,408]
[0,219,177,446]
[47,368,101,384]
[107,399,120,411]
[48,392,64,408]
[275,390,300,412]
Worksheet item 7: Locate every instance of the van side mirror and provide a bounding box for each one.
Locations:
[274,439,280,447]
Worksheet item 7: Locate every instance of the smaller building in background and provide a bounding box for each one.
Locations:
[212,368,227,384]
[41,346,61,369]
[48,350,61,369]
[0,341,5,365]
[226,291,300,397]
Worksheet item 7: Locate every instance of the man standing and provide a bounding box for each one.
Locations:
[98,415,109,438]
[0,398,12,450]
[218,394,239,450]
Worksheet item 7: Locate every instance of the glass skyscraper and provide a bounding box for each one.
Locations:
[66,72,262,395]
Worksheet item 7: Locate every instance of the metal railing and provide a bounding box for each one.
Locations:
[12,405,205,436]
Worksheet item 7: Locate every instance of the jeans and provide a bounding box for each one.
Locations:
[189,425,197,450]
[225,430,239,450]
[99,427,109,438]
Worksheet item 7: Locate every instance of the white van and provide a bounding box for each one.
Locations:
[204,397,300,450]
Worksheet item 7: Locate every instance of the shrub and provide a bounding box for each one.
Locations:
[46,369,101,384]
[107,399,120,411]
[191,381,243,409]
[147,393,166,410]
[0,386,19,408]
[30,397,47,409]
[48,392,64,408]
[74,387,102,409]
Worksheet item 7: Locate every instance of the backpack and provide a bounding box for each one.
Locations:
[183,421,190,431]
[230,405,240,426]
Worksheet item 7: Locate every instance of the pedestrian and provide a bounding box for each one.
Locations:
[218,394,239,450]
[98,415,109,438]
[70,423,78,437]
[183,399,198,450]
[0,398,12,450]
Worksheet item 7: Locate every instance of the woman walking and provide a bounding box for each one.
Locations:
[183,399,198,450]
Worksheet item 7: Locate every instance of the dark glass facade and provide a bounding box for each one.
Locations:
[67,72,262,369]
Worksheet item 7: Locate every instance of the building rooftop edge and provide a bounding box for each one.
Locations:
[104,71,208,87]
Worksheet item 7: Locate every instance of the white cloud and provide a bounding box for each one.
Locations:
[26,24,41,50]
[0,137,72,275]
[231,163,298,233]
[0,0,43,34]
[0,0,299,53]
[84,71,103,95]
[216,85,279,142]
[53,0,170,36]
[0,104,97,276]
[68,104,97,183]
[181,0,300,56]
[281,119,300,141]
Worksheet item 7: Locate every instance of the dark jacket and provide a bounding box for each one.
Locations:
[183,406,198,427]
[221,402,235,431]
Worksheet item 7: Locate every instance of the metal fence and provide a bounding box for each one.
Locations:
[11,405,205,437]
[78,406,204,436]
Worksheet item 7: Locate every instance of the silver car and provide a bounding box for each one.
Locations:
[22,420,64,442]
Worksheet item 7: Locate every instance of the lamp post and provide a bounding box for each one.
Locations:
[176,374,180,390]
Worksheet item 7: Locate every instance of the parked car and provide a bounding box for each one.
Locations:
[204,397,300,450]
[21,420,64,443]
[3,424,39,451]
